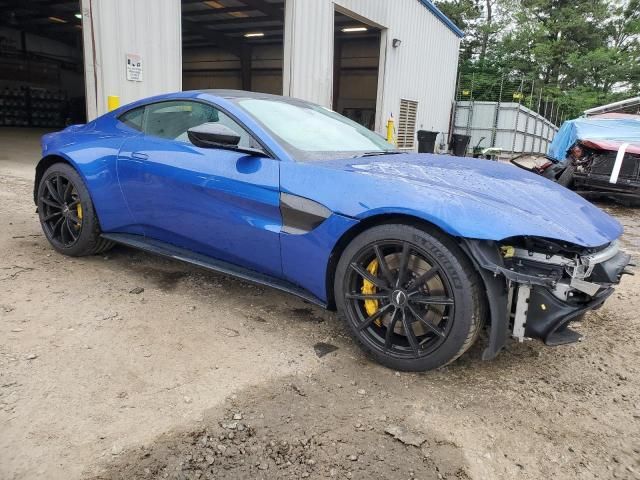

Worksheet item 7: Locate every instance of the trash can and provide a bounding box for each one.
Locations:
[417,130,438,153]
[449,134,471,157]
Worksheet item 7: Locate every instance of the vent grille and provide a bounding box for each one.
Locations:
[397,99,418,149]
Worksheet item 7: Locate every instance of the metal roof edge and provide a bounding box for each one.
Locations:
[417,0,465,38]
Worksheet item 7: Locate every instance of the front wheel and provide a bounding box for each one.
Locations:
[556,163,576,188]
[37,163,113,256]
[334,224,484,371]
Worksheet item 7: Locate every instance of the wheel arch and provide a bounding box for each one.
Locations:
[324,213,466,310]
[33,153,81,205]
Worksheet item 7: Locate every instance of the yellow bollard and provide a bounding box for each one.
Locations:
[386,114,395,145]
[107,95,120,111]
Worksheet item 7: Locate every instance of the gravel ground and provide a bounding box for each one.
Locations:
[1,128,639,479]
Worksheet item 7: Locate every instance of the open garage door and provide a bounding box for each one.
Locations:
[332,10,381,131]
[0,0,86,128]
[181,0,284,95]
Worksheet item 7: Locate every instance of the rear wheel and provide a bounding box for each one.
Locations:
[37,163,113,256]
[334,224,484,371]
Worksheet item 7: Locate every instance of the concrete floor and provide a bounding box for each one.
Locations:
[0,127,50,178]
[1,128,639,480]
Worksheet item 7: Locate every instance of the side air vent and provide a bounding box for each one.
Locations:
[280,193,331,235]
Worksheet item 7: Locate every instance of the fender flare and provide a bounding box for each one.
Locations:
[33,153,84,205]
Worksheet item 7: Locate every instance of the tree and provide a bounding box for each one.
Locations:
[435,0,483,62]
[437,0,640,118]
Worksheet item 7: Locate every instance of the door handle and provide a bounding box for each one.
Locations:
[131,152,148,160]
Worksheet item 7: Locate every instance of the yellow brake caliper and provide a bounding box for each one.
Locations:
[361,259,383,326]
[75,191,83,229]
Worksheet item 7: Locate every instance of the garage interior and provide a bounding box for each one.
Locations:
[181,0,380,129]
[0,0,86,128]
[333,11,381,130]
[181,0,286,95]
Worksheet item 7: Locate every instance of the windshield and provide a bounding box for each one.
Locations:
[233,97,399,161]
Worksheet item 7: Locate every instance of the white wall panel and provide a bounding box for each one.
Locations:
[283,0,335,106]
[81,0,182,119]
[283,0,461,140]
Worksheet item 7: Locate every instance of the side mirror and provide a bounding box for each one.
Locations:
[187,123,241,149]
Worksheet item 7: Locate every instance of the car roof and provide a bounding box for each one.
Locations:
[197,89,314,106]
[109,89,313,122]
[199,89,284,100]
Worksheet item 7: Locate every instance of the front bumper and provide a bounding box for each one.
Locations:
[461,239,632,359]
[524,285,613,346]
[574,173,640,206]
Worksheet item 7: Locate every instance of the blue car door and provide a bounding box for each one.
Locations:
[117,100,282,277]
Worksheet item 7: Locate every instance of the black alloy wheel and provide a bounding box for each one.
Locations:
[335,224,484,371]
[344,240,454,359]
[39,173,83,248]
[37,163,114,256]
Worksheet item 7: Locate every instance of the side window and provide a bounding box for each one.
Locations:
[142,100,258,150]
[119,107,145,131]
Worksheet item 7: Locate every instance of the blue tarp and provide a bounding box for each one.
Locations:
[547,116,640,162]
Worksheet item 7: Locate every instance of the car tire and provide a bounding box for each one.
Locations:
[334,223,485,372]
[556,164,576,188]
[37,163,114,257]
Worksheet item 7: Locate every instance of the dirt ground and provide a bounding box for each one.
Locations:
[1,128,639,480]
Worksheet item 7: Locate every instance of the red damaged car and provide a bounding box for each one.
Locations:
[512,113,640,206]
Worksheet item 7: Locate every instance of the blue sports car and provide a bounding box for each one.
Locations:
[35,90,632,371]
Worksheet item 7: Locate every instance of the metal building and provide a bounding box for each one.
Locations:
[78,0,462,147]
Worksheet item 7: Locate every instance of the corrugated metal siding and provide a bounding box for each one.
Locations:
[284,0,460,141]
[283,0,335,106]
[82,0,182,119]
[378,0,460,138]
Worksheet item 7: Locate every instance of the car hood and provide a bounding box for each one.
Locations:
[291,153,623,248]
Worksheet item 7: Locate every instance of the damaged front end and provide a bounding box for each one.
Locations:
[461,237,633,360]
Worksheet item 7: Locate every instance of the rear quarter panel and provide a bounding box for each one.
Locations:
[40,115,142,234]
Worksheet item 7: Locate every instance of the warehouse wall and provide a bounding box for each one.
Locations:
[284,0,461,138]
[81,0,182,119]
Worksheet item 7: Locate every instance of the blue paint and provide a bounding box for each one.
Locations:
[117,132,282,277]
[40,90,623,304]
[280,154,622,248]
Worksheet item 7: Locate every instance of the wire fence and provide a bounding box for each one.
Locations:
[452,72,565,155]
[455,72,569,126]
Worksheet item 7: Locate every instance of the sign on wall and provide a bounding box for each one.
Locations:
[126,53,143,82]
